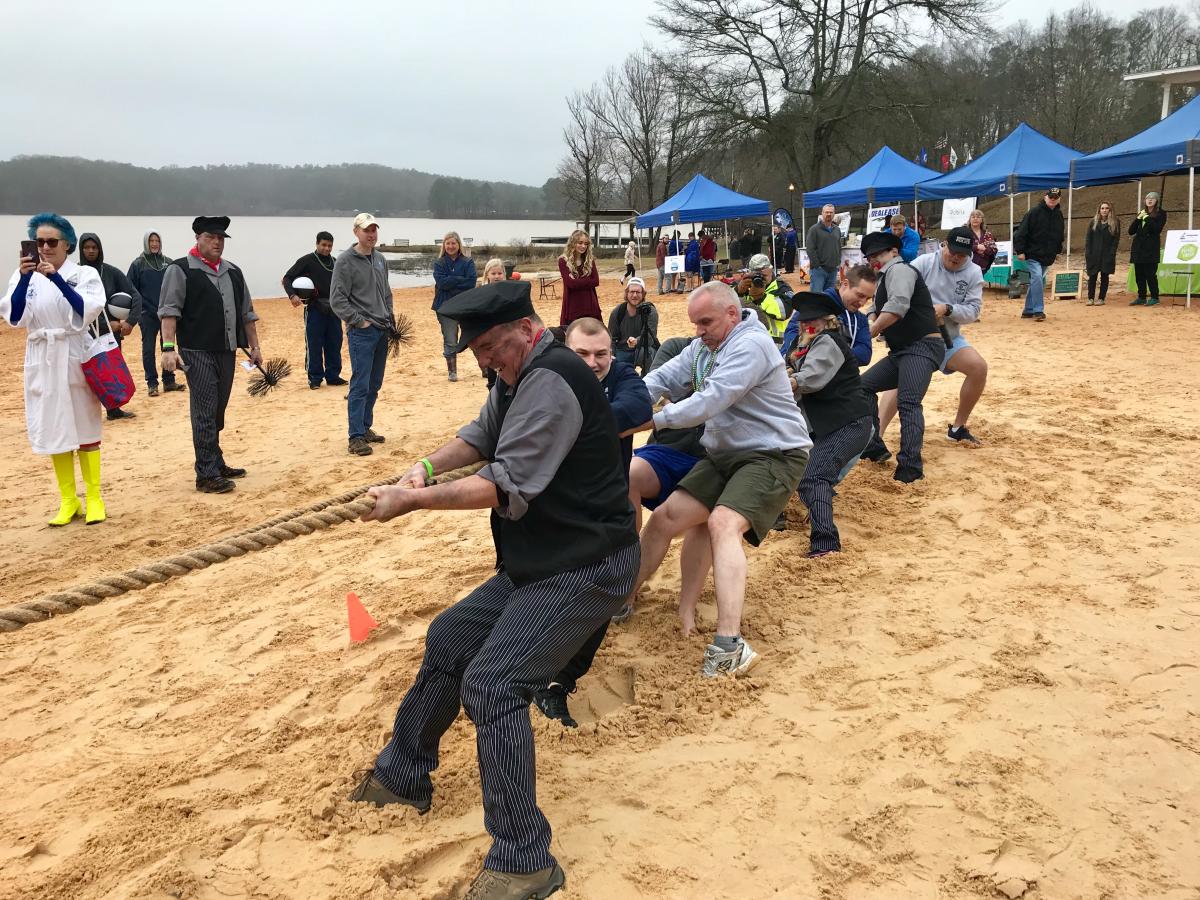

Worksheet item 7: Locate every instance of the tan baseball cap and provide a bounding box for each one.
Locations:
[353,213,379,229]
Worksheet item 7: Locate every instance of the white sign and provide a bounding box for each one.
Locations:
[834,212,852,242]
[867,205,900,234]
[941,197,976,230]
[993,241,1013,267]
[664,254,686,274]
[1163,229,1200,264]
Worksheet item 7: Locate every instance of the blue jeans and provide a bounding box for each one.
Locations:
[304,305,344,385]
[1023,259,1045,314]
[657,267,667,294]
[701,262,715,283]
[809,267,838,295]
[139,311,176,388]
[346,324,388,439]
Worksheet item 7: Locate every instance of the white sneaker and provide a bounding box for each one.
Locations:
[701,639,760,678]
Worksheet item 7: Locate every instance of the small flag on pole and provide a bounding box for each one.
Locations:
[950,146,959,169]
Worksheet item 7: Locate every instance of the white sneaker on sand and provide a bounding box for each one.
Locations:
[702,639,760,678]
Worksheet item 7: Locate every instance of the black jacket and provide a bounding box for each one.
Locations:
[1128,209,1167,266]
[1013,201,1064,267]
[282,251,336,315]
[1084,221,1120,275]
[78,233,143,328]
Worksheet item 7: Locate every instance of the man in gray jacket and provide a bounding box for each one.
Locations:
[633,282,811,677]
[805,204,843,294]
[329,213,394,456]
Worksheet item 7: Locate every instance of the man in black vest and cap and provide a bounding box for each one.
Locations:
[346,279,638,900]
[856,229,943,483]
[158,216,263,493]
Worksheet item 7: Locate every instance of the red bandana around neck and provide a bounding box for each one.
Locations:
[189,245,221,273]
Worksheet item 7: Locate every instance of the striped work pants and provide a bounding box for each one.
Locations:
[861,336,943,478]
[799,415,873,553]
[372,540,640,874]
[180,348,235,480]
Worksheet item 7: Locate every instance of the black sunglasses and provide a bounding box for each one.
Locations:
[36,238,61,248]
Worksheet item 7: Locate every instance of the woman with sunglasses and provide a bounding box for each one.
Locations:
[2,213,109,525]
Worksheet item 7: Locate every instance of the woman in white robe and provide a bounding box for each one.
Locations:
[2,213,109,525]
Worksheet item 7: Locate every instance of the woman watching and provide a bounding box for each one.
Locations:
[621,240,636,285]
[1084,201,1120,306]
[655,235,668,295]
[432,230,477,381]
[558,229,600,326]
[1128,191,1167,307]
[967,209,998,274]
[478,258,506,388]
[2,213,109,525]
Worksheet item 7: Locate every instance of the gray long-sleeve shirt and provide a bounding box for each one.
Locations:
[329,245,393,328]
[876,256,919,319]
[457,332,584,520]
[911,251,983,342]
[643,309,811,454]
[791,333,842,394]
[805,222,843,271]
[158,254,258,351]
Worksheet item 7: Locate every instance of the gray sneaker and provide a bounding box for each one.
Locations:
[463,864,565,900]
[701,639,760,678]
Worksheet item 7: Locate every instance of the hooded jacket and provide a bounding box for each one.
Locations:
[79,232,142,327]
[127,230,171,320]
[1128,208,1166,266]
[1013,201,1065,267]
[643,308,812,454]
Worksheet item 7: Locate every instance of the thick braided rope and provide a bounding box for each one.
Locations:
[0,463,483,635]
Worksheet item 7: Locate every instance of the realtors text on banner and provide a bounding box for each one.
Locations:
[867,205,900,234]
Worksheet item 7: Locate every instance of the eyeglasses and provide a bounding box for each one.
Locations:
[36,238,61,248]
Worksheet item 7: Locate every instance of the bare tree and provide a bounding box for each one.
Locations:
[557,89,607,226]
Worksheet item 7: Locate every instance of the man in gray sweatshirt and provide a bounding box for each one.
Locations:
[634,282,811,678]
[805,204,843,295]
[329,213,394,456]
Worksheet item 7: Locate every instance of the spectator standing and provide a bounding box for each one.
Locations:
[784,223,798,273]
[329,213,394,457]
[889,214,921,264]
[967,210,997,274]
[4,213,108,525]
[771,224,786,271]
[684,232,701,290]
[79,233,142,421]
[433,231,477,381]
[655,235,669,295]
[606,277,659,373]
[558,229,601,325]
[667,230,683,292]
[282,231,345,390]
[699,230,717,282]
[739,227,754,269]
[805,204,842,294]
[1128,191,1166,307]
[1085,201,1120,306]
[621,240,637,285]
[128,230,184,396]
[1013,188,1064,321]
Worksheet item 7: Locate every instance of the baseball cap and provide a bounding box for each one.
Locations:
[945,226,975,256]
[1045,188,1062,198]
[353,213,379,229]
[748,253,771,270]
[626,277,646,290]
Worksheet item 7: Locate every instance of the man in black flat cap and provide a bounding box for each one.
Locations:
[159,216,263,493]
[345,279,638,900]
[856,229,943,483]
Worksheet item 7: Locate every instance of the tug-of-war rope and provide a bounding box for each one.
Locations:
[0,463,483,634]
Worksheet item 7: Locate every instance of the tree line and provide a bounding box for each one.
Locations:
[0,156,572,219]
[558,0,1200,226]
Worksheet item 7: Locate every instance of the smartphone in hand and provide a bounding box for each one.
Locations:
[20,240,38,263]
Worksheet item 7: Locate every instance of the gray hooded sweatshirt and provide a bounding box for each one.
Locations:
[329,245,393,328]
[911,251,983,342]
[644,308,811,454]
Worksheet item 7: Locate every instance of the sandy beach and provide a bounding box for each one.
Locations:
[1,271,1198,900]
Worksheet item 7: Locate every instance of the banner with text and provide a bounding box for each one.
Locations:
[1163,229,1200,264]
[867,205,899,234]
[940,197,976,230]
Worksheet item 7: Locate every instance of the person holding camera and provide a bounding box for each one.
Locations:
[735,253,793,345]
[606,277,659,374]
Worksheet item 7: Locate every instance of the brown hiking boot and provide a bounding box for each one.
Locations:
[348,437,372,456]
[462,864,565,900]
[346,770,430,814]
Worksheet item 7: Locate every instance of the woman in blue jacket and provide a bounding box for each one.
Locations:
[432,231,477,381]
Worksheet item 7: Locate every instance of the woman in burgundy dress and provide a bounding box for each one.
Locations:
[967,209,998,274]
[558,229,600,327]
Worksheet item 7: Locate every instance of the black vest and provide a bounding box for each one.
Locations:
[172,257,248,352]
[799,331,871,439]
[876,261,937,352]
[490,341,637,586]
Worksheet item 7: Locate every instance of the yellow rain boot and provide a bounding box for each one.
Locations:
[77,448,106,525]
[48,451,82,526]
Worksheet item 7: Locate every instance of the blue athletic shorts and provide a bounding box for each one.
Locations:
[633,444,701,510]
[941,334,970,374]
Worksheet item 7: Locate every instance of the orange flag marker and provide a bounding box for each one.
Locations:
[346,592,379,643]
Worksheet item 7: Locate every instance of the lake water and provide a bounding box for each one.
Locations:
[0,215,582,298]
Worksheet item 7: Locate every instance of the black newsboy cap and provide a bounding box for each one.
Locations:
[192,215,231,237]
[860,230,901,258]
[789,291,843,321]
[439,280,536,353]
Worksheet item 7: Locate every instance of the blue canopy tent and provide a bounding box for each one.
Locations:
[1070,93,1200,304]
[803,146,939,208]
[637,174,771,269]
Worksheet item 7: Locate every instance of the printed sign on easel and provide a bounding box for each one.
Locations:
[664,255,686,274]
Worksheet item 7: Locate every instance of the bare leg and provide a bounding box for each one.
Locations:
[707,506,751,638]
[678,524,712,637]
[878,388,899,436]
[633,491,711,600]
[628,457,661,535]
[945,347,988,429]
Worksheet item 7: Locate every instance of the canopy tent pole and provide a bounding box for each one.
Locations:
[723,220,731,276]
[1066,183,1074,270]
[1009,193,1015,241]
[1189,166,1195,309]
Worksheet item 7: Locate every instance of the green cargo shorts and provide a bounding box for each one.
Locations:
[675,447,809,546]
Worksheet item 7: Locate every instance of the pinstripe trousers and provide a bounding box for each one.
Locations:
[180,349,235,480]
[799,415,873,553]
[373,540,640,874]
[860,337,943,478]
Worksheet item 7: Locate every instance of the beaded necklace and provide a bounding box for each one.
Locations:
[692,345,717,391]
[313,252,334,273]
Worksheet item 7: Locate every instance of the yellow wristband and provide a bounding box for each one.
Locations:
[420,458,433,480]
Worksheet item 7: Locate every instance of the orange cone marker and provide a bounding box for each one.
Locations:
[347,592,379,642]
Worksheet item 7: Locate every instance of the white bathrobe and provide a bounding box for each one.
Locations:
[2,261,107,454]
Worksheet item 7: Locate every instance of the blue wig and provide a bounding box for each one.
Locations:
[27,212,78,252]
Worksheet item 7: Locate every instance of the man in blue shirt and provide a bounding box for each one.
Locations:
[781,263,876,366]
[890,214,921,263]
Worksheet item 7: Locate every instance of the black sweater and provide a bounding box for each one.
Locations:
[282,252,336,314]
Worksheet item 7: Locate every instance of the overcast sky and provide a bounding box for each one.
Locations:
[0,0,1178,186]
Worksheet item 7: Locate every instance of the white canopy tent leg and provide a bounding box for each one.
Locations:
[1189,166,1195,309]
[1066,183,1074,270]
[1009,193,1015,240]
